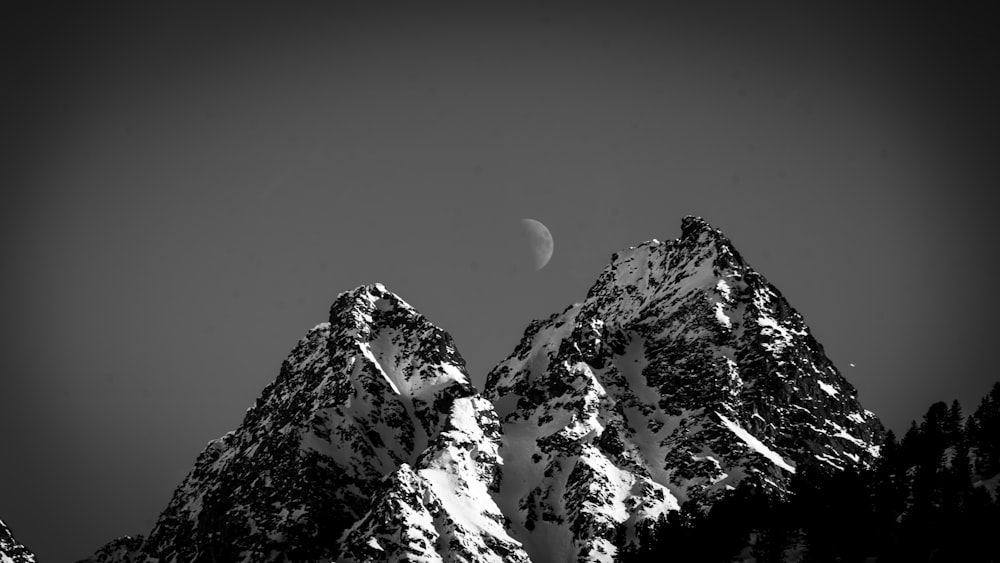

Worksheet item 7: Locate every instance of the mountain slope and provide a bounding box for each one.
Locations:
[0,519,36,563]
[85,283,526,562]
[484,216,883,562]
[337,394,529,562]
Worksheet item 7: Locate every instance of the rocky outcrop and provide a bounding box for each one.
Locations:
[0,519,36,563]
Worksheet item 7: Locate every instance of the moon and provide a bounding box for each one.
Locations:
[520,218,554,271]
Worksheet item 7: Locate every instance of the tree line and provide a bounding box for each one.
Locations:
[618,382,1000,562]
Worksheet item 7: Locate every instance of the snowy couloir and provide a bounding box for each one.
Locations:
[76,216,882,562]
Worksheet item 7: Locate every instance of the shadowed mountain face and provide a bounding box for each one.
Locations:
[77,217,882,562]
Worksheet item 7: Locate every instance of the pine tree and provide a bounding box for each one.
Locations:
[899,420,922,472]
[871,431,907,557]
[947,399,964,447]
[622,383,1000,563]
[970,382,1000,477]
[921,401,949,457]
[966,416,983,473]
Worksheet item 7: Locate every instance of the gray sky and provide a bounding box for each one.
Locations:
[2,2,998,560]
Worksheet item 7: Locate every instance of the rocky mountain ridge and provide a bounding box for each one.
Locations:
[61,216,883,562]
[0,519,36,563]
[81,283,527,562]
[483,216,882,562]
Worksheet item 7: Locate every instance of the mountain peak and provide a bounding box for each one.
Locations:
[485,215,882,562]
[88,285,525,562]
[678,215,741,256]
[331,283,417,319]
[680,214,715,236]
[681,214,732,243]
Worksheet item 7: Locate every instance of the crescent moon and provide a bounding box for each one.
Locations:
[520,218,554,271]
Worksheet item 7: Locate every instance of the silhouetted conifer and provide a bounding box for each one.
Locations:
[946,399,964,446]
[615,383,1000,563]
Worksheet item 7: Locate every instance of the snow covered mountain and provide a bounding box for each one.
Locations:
[81,217,882,562]
[84,283,526,562]
[0,519,36,563]
[483,216,883,562]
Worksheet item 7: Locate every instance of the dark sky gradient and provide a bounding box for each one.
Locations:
[2,2,998,560]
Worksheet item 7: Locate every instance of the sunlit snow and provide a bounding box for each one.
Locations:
[714,302,732,329]
[818,381,839,397]
[716,278,732,300]
[716,413,796,473]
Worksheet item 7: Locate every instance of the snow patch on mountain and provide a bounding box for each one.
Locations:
[716,412,796,473]
[338,394,529,562]
[818,381,839,397]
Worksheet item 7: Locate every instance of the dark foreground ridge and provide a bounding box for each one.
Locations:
[620,382,1000,562]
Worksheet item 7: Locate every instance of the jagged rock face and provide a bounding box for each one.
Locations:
[338,396,529,563]
[484,216,883,563]
[77,536,144,563]
[104,283,525,562]
[0,519,36,563]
